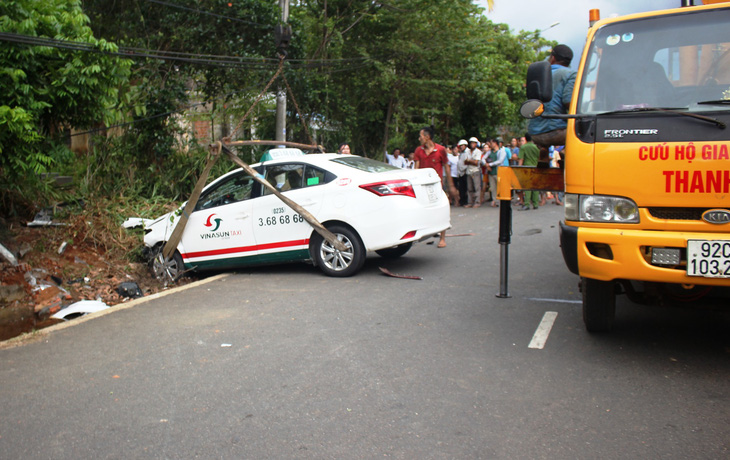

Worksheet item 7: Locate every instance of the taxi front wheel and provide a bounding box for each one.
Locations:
[312,225,365,277]
[581,277,616,333]
[150,246,185,283]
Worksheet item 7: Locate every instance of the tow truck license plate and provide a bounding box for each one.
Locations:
[687,240,730,278]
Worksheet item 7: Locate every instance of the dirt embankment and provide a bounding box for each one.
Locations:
[0,217,189,342]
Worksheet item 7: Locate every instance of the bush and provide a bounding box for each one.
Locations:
[76,133,234,202]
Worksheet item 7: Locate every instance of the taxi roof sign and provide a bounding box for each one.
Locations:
[260,148,305,162]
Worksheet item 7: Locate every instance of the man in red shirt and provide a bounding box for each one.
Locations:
[414,126,456,248]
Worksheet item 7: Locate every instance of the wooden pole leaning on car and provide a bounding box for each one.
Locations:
[216,141,347,252]
[222,139,325,152]
[161,148,221,261]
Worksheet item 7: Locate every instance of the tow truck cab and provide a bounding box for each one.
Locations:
[524,2,730,331]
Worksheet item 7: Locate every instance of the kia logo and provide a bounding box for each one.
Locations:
[702,209,730,224]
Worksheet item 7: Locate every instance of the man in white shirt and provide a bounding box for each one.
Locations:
[447,145,462,205]
[455,139,468,206]
[387,148,408,168]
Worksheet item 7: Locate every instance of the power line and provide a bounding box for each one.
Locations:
[0,32,278,69]
[0,31,377,70]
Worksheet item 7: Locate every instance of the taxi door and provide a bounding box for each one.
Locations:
[180,172,258,270]
[252,162,328,263]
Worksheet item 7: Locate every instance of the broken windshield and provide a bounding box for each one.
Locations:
[577,7,730,115]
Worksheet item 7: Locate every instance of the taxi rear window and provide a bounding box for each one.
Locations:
[331,156,398,173]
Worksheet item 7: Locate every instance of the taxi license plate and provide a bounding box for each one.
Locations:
[426,184,438,203]
[686,240,730,278]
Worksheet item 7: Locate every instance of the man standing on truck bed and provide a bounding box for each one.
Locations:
[527,44,577,166]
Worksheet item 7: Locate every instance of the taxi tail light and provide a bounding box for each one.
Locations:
[359,180,416,198]
[401,231,417,240]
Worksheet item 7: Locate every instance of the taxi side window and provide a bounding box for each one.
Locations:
[304,165,328,187]
[195,174,255,211]
[263,164,305,195]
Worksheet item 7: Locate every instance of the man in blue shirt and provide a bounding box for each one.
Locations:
[527,44,576,166]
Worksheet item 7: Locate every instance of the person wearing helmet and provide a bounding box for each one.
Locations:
[456,139,469,206]
[464,137,482,208]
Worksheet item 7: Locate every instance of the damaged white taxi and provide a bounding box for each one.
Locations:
[143,149,449,278]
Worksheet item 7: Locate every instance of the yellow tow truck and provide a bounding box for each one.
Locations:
[520,0,730,331]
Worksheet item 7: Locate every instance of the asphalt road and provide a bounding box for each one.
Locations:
[1,202,728,459]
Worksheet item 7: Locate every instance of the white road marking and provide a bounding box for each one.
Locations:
[528,297,582,304]
[528,311,559,349]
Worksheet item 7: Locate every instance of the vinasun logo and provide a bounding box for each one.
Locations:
[205,214,223,232]
[200,214,231,240]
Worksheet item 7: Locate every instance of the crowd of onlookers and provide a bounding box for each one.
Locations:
[339,44,575,215]
[383,136,563,210]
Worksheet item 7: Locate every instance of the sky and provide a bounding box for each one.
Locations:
[475,0,700,68]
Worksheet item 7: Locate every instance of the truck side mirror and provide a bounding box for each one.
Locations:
[519,100,545,119]
[526,61,553,102]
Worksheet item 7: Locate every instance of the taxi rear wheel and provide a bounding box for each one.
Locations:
[581,277,616,333]
[312,225,365,277]
[375,242,413,259]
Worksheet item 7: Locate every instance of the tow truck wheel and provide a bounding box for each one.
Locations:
[581,277,616,333]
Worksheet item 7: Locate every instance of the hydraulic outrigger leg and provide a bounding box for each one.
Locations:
[497,197,512,298]
[495,165,564,299]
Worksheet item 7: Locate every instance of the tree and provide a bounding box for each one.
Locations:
[0,0,131,213]
[81,0,281,159]
[288,0,551,156]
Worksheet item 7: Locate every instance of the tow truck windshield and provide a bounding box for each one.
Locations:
[577,7,730,115]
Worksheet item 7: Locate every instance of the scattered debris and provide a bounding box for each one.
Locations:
[17,243,32,259]
[1,198,190,341]
[27,207,67,227]
[0,243,18,266]
[52,300,109,321]
[378,267,423,280]
[122,217,154,229]
[115,282,143,299]
[0,285,25,303]
[33,283,73,319]
[58,242,68,255]
[221,343,232,347]
[24,271,37,287]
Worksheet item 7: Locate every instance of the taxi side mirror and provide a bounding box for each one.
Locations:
[526,61,553,102]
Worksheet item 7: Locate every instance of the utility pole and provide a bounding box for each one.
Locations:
[275,0,290,143]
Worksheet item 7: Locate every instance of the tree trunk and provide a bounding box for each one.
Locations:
[381,94,395,160]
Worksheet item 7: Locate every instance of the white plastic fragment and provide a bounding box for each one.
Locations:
[0,242,18,266]
[122,217,154,229]
[51,300,109,320]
